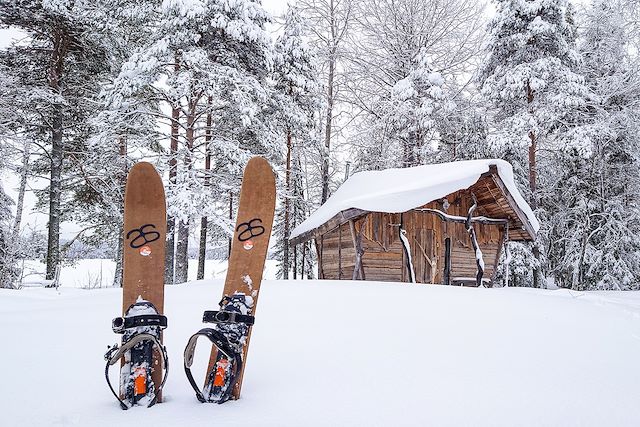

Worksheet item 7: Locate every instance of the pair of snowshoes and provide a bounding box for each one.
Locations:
[104,294,254,409]
[103,157,275,410]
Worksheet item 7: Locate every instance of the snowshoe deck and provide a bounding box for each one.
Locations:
[121,162,167,403]
[200,157,275,401]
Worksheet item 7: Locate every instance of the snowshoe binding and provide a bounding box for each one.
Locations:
[184,293,254,404]
[104,299,169,410]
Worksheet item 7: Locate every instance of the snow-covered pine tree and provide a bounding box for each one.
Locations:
[110,0,276,284]
[75,0,161,287]
[0,0,114,280]
[478,0,590,287]
[543,0,640,290]
[272,5,321,279]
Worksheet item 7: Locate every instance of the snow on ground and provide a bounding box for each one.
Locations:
[19,259,280,288]
[2,263,640,426]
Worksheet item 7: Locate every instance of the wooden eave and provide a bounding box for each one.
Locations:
[481,165,536,241]
[289,207,369,246]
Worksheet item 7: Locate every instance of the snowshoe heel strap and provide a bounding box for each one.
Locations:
[112,314,168,333]
[183,328,242,404]
[202,310,255,325]
[104,333,169,410]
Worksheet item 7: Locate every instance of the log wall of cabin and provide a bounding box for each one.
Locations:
[318,189,504,284]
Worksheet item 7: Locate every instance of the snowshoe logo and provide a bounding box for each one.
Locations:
[127,224,161,249]
[236,218,265,242]
[139,245,152,256]
[243,240,254,250]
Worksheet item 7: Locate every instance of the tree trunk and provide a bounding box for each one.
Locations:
[46,107,63,280]
[175,96,197,284]
[11,141,30,244]
[197,104,212,281]
[113,137,127,287]
[165,55,180,285]
[283,127,292,279]
[45,29,69,280]
[113,225,124,287]
[321,1,337,203]
[527,79,541,288]
[228,191,233,257]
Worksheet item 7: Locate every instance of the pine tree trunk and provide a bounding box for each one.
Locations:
[45,28,69,281]
[197,217,207,280]
[46,107,63,280]
[228,191,233,257]
[113,137,127,287]
[175,218,189,283]
[165,55,180,285]
[527,79,541,288]
[175,95,197,284]
[283,127,292,279]
[197,105,213,281]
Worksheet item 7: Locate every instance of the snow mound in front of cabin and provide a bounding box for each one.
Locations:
[1,277,639,426]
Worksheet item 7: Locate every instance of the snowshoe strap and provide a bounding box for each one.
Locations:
[104,333,169,410]
[112,314,168,333]
[183,328,243,404]
[202,310,255,325]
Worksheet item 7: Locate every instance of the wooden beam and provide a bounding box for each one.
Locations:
[316,236,324,279]
[338,224,342,280]
[443,237,451,285]
[413,208,509,226]
[290,208,368,245]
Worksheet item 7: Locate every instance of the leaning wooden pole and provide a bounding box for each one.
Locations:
[348,219,365,280]
[465,194,484,287]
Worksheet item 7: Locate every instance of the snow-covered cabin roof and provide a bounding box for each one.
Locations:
[290,159,539,242]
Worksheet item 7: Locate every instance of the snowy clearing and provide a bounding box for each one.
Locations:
[1,274,640,426]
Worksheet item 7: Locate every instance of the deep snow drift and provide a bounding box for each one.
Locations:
[1,274,640,426]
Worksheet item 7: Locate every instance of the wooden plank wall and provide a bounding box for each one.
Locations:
[318,186,505,284]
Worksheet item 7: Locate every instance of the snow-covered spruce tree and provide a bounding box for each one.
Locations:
[71,0,161,287]
[272,5,321,279]
[110,0,275,284]
[478,0,590,287]
[542,0,640,290]
[0,0,113,280]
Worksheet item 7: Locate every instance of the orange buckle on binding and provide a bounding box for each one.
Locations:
[134,367,147,395]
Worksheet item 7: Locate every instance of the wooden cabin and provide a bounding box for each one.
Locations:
[289,160,538,286]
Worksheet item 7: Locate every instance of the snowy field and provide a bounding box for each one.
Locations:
[2,262,640,426]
